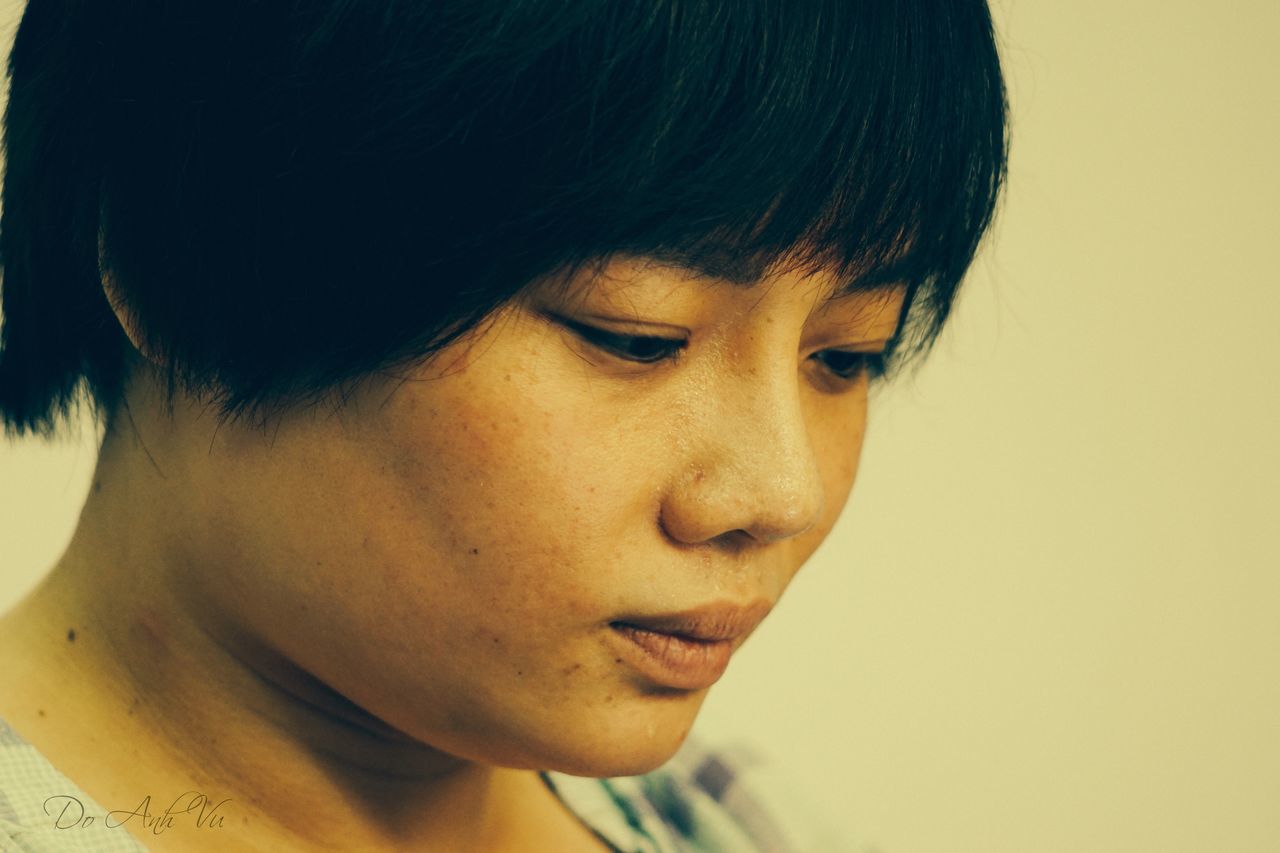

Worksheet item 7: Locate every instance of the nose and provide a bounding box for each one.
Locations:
[659,367,827,547]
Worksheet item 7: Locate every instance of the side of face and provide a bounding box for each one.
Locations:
[161,257,906,777]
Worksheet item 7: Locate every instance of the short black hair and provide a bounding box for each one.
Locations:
[0,0,1007,438]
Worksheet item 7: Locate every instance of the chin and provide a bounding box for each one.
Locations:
[536,742,687,779]
[524,708,700,778]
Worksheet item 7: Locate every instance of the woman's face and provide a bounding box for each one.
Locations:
[168,256,905,777]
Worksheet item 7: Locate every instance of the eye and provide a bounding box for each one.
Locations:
[562,320,687,365]
[812,350,888,382]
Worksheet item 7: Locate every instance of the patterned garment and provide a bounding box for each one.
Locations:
[0,716,857,852]
[540,736,860,852]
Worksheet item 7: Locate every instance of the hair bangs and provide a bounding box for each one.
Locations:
[1,0,1007,433]
[520,0,1008,372]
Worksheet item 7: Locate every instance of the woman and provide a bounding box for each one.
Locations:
[0,0,1006,850]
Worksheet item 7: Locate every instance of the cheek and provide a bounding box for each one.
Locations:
[814,404,869,526]
[767,411,866,583]
[363,378,648,626]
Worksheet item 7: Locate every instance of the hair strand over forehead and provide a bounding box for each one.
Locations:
[0,0,1007,437]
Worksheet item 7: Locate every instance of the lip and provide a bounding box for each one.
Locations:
[610,599,773,642]
[607,599,773,690]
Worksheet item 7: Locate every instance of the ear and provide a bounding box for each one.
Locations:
[101,271,162,364]
[99,235,162,365]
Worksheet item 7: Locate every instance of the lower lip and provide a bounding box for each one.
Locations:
[609,624,735,690]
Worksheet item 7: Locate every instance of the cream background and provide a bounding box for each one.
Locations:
[2,2,1277,851]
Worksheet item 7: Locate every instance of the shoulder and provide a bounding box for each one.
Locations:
[541,733,861,852]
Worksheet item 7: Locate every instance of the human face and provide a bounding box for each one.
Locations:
[174,255,905,778]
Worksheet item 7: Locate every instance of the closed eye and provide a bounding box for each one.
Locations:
[562,317,889,383]
[560,320,687,364]
[812,350,888,382]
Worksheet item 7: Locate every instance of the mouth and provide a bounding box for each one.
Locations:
[608,623,735,690]
[607,598,773,690]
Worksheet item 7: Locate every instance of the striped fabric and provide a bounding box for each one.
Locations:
[540,734,862,852]
[0,717,857,852]
[0,718,146,852]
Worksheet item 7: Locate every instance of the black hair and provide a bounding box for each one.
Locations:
[0,0,1007,438]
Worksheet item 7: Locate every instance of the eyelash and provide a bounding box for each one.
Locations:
[568,322,887,383]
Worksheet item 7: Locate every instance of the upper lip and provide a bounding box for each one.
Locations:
[611,598,773,642]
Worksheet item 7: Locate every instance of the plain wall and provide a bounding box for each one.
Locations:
[2,1,1277,850]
